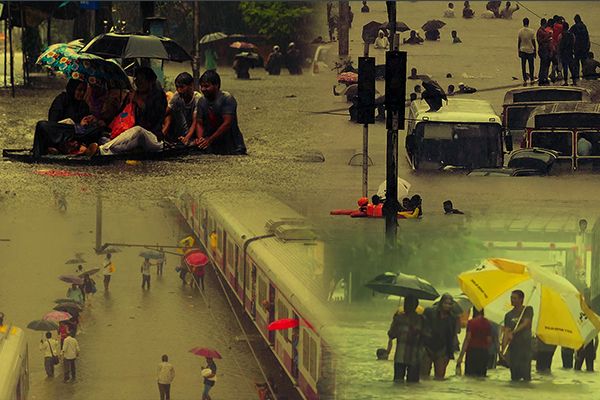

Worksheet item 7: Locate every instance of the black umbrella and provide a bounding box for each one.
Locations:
[139,250,165,260]
[55,298,82,305]
[380,21,411,33]
[54,304,81,317]
[81,33,192,62]
[58,274,84,285]
[422,20,446,31]
[27,319,59,331]
[79,268,101,277]
[365,272,439,300]
[362,21,384,43]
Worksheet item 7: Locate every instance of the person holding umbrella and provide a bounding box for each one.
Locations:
[202,357,217,400]
[421,293,458,379]
[233,53,253,79]
[501,290,533,381]
[67,283,84,304]
[39,331,60,378]
[386,295,424,382]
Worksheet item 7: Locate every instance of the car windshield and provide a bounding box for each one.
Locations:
[417,123,502,169]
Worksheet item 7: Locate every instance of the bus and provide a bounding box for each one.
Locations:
[405,98,504,170]
[0,324,29,400]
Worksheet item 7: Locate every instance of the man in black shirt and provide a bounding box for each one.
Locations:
[502,289,533,381]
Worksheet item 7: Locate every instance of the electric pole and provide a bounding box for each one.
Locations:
[338,1,350,57]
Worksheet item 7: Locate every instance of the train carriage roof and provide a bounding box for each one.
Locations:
[198,191,333,334]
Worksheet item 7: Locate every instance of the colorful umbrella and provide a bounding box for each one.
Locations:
[36,40,84,69]
[185,250,209,268]
[230,41,257,50]
[58,274,84,285]
[337,71,358,84]
[189,347,222,359]
[27,319,59,331]
[268,318,299,331]
[43,311,72,322]
[458,258,600,349]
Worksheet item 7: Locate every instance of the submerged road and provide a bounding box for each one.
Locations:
[0,196,297,400]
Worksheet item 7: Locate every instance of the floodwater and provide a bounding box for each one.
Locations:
[0,196,298,400]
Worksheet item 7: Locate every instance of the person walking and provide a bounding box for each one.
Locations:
[457,308,492,377]
[141,257,152,290]
[156,252,165,276]
[193,264,206,291]
[265,46,284,75]
[62,332,80,382]
[501,289,533,381]
[40,331,60,378]
[558,22,576,85]
[570,14,590,82]
[575,336,598,371]
[386,295,424,382]
[537,18,552,85]
[157,354,175,400]
[518,18,536,86]
[202,357,217,400]
[66,283,84,304]
[421,293,458,379]
[102,253,114,291]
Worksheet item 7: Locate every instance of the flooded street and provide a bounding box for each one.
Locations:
[0,196,298,400]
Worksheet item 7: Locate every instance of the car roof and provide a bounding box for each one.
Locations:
[410,98,501,124]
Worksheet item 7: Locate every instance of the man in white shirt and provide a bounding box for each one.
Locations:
[40,331,60,377]
[501,1,520,19]
[102,253,113,291]
[157,354,175,400]
[62,332,80,382]
[518,17,537,85]
[443,2,455,18]
[141,257,152,290]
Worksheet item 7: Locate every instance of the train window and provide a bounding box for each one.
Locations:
[277,300,290,340]
[226,240,234,270]
[301,330,319,382]
[302,331,310,372]
[309,337,317,381]
[258,275,267,308]
[217,226,224,252]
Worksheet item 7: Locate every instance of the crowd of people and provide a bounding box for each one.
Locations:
[384,289,598,383]
[32,69,247,159]
[444,1,521,20]
[518,14,594,86]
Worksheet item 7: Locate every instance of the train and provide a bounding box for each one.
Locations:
[174,190,335,400]
[0,324,29,400]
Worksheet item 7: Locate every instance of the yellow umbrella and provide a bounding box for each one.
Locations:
[458,258,600,349]
[177,236,196,254]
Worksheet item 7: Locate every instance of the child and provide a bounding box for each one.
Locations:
[452,30,462,43]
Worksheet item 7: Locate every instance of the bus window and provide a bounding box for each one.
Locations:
[513,89,584,103]
[530,131,573,156]
[506,105,538,129]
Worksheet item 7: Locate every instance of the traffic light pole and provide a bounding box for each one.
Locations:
[362,42,370,198]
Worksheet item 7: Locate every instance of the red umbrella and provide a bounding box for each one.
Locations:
[43,311,72,322]
[185,250,209,268]
[189,347,222,359]
[229,41,256,50]
[59,274,84,285]
[268,318,299,331]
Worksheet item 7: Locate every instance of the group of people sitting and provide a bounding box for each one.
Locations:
[33,68,247,159]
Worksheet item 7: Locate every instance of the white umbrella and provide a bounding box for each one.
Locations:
[376,178,411,201]
[199,32,228,45]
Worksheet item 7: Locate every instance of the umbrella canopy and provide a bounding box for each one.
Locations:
[185,250,209,268]
[27,319,59,331]
[380,21,411,32]
[362,21,385,43]
[234,51,260,61]
[54,304,81,316]
[55,298,82,305]
[79,267,100,277]
[337,72,358,84]
[139,250,165,260]
[189,347,222,359]
[365,272,439,300]
[81,33,192,62]
[268,318,300,331]
[36,40,84,68]
[43,311,72,322]
[200,32,228,45]
[376,178,411,201]
[422,20,446,31]
[59,275,84,285]
[458,258,600,349]
[230,41,257,50]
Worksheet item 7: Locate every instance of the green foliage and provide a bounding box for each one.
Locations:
[239,2,314,44]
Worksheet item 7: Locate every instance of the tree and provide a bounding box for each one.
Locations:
[239,2,314,44]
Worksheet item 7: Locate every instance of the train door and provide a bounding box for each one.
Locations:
[250,263,257,319]
[291,312,300,380]
[268,284,276,345]
[235,245,242,298]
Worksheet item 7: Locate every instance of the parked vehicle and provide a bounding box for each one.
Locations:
[175,191,334,400]
[0,324,29,400]
[502,86,592,150]
[524,101,600,170]
[405,99,504,170]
